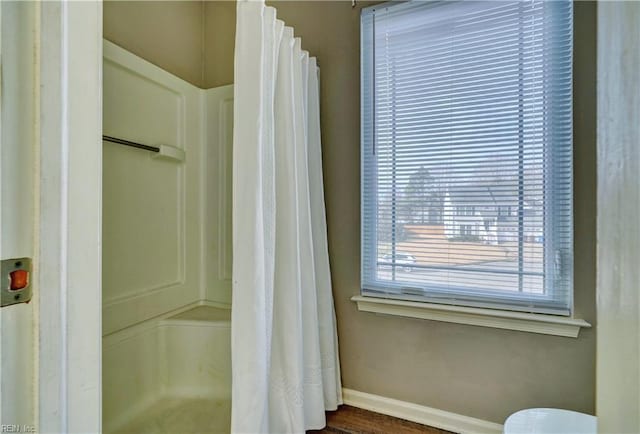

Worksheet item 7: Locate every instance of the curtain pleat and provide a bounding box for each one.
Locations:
[232,2,342,433]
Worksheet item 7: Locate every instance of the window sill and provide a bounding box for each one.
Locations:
[351,295,591,338]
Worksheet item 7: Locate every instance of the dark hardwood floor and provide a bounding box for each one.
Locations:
[308,405,455,434]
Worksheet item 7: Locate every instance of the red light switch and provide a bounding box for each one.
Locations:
[9,269,29,291]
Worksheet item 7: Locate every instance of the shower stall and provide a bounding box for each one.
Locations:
[102,2,341,431]
[101,41,234,433]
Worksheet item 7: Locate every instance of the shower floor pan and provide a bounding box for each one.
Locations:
[104,306,232,434]
[112,397,231,434]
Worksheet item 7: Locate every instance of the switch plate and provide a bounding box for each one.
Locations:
[1,257,32,307]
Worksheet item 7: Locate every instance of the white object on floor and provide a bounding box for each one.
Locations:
[504,408,596,434]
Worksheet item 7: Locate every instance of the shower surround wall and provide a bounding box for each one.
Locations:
[102,42,203,333]
[102,40,234,432]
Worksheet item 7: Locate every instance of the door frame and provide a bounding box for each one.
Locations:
[38,2,102,432]
[596,2,640,431]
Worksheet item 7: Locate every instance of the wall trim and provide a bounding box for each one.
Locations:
[342,388,503,434]
[352,295,591,338]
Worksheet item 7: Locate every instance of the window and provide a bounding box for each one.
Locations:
[361,0,573,314]
[498,206,512,218]
[456,206,475,217]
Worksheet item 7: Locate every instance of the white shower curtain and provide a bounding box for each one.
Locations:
[231,1,342,433]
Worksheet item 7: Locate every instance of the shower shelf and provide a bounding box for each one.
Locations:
[103,135,185,162]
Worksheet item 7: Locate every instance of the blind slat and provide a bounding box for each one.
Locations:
[361,0,573,314]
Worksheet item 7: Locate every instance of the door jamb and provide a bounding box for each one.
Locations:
[38,2,102,432]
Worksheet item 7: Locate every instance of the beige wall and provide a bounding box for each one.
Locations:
[106,0,598,424]
[104,0,204,87]
[203,1,236,88]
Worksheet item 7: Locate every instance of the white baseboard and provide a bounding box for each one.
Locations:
[342,388,503,434]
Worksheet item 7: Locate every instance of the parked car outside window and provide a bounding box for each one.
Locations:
[379,253,416,272]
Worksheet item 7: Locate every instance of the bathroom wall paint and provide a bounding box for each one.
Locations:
[203,1,236,89]
[201,1,597,424]
[104,0,598,424]
[103,0,204,87]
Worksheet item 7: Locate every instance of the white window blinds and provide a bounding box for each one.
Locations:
[361,0,573,314]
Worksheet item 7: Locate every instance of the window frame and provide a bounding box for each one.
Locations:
[360,0,574,316]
